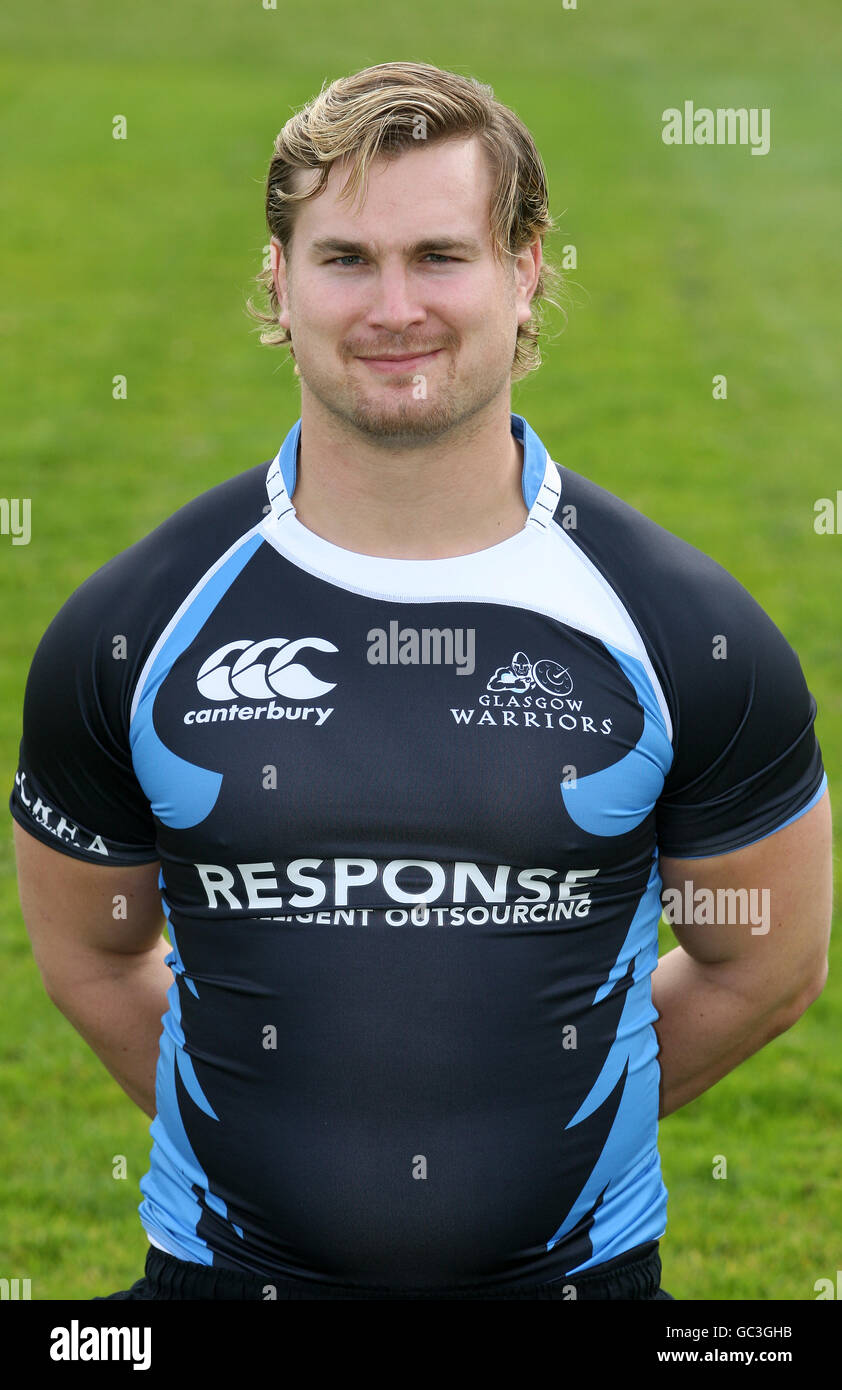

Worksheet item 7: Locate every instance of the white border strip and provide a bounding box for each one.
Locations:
[548,515,673,741]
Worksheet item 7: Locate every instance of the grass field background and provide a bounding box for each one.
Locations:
[1,1,839,1300]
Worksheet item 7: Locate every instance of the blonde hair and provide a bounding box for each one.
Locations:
[246,61,564,381]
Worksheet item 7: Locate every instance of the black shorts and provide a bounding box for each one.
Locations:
[95,1239,675,1301]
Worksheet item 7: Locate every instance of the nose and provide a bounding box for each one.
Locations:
[364,260,427,334]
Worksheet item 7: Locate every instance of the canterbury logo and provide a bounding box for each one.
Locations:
[197,637,338,702]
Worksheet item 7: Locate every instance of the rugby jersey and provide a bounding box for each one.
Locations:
[10,412,826,1291]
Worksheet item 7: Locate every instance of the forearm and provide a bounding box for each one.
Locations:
[44,938,173,1119]
[650,945,808,1118]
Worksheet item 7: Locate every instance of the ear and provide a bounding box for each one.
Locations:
[515,238,543,327]
[270,238,290,331]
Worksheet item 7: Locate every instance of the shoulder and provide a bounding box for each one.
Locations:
[23,459,273,732]
[62,459,270,624]
[35,461,270,655]
[12,459,275,862]
[553,463,756,611]
[550,462,804,687]
[548,464,823,854]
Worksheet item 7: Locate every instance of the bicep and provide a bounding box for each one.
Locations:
[12,821,166,997]
[659,789,832,998]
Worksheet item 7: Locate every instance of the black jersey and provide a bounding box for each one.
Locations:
[10,413,825,1291]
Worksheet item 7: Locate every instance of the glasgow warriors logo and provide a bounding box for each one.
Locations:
[487,650,573,697]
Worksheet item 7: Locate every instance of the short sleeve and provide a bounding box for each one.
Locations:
[654,573,826,859]
[9,569,159,866]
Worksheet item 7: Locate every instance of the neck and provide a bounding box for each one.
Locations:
[287,393,528,559]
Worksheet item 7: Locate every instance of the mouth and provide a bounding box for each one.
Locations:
[356,349,443,374]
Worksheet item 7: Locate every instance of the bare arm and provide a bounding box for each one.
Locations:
[653,789,832,1118]
[12,820,172,1119]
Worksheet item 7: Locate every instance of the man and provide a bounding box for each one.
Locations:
[10,61,831,1301]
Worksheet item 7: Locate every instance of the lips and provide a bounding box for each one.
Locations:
[358,351,440,360]
[356,349,443,373]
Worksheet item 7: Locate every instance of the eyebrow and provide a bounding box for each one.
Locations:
[309,236,483,259]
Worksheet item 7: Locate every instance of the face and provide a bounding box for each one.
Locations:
[271,135,541,446]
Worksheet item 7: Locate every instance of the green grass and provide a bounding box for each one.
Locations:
[1,0,840,1301]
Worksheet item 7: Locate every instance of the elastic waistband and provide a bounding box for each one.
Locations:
[143,1241,662,1300]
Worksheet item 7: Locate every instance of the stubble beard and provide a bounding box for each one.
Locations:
[298,340,513,449]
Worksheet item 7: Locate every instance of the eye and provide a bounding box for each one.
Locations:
[327,254,457,267]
